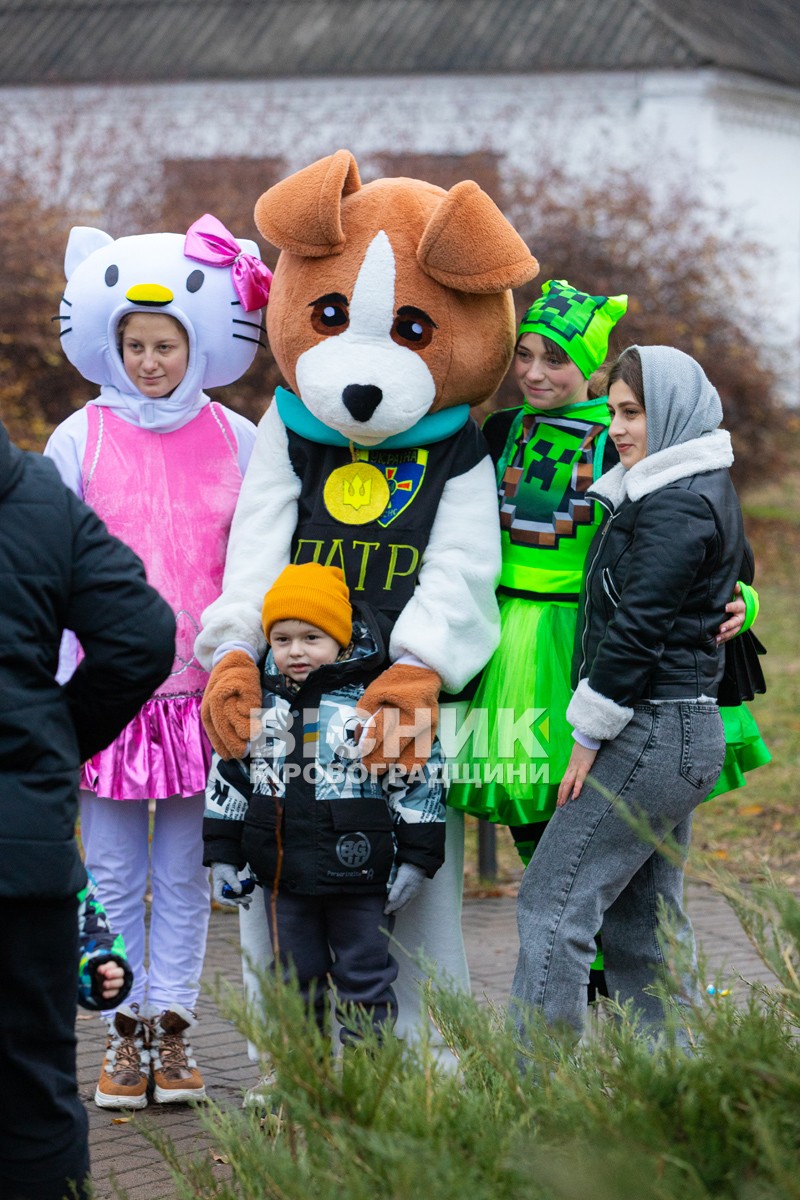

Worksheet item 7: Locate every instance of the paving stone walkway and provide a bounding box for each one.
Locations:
[79,881,775,1200]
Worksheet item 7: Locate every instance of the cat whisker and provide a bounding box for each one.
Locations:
[233,333,267,349]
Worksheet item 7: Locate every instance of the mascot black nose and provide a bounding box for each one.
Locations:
[342,383,383,422]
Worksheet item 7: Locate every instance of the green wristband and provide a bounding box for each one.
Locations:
[737,582,759,634]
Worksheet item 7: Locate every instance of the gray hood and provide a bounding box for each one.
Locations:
[590,345,733,510]
[636,344,723,455]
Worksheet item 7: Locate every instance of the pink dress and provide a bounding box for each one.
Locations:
[80,403,243,800]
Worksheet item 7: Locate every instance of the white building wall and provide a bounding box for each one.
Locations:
[2,66,798,389]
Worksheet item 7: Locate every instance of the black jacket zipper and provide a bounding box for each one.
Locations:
[577,498,616,681]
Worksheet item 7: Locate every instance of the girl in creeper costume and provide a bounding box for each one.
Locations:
[449,280,630,871]
[448,280,768,900]
[45,216,270,1110]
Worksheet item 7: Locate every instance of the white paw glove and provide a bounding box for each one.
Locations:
[384,862,426,915]
[211,862,252,910]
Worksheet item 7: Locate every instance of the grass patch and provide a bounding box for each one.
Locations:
[693,450,800,885]
[142,868,800,1200]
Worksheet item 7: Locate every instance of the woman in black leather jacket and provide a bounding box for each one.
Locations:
[510,345,744,1046]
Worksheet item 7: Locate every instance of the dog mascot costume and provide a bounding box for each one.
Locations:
[196,150,538,1046]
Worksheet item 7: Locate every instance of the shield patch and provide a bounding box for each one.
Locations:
[353,448,428,527]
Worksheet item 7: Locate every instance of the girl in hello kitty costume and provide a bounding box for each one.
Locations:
[45,216,270,1108]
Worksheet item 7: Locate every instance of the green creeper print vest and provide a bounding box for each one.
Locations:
[496,397,611,599]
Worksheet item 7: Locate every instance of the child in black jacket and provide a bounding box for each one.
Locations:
[204,563,446,1043]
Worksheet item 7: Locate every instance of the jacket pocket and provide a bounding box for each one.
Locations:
[326,799,394,887]
[602,567,622,607]
[679,704,725,790]
[246,792,281,829]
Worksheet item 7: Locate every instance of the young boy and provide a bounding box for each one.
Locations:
[203,562,446,1044]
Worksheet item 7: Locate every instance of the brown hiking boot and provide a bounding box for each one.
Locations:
[94,1004,149,1110]
[151,1004,206,1104]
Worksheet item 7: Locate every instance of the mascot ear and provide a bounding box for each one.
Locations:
[254,149,361,257]
[417,180,538,294]
[65,227,114,280]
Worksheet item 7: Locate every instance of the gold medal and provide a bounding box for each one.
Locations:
[323,462,390,525]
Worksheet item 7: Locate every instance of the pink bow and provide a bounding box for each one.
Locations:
[184,213,272,312]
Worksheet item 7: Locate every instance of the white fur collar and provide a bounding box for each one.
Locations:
[589,430,733,509]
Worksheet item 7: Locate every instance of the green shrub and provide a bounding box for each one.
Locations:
[145,871,800,1200]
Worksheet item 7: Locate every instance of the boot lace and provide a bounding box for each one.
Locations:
[158,1031,192,1075]
[114,1033,144,1075]
[106,1017,149,1080]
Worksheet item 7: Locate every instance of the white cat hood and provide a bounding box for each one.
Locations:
[58,224,268,431]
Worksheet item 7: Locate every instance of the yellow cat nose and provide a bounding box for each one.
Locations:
[125,284,174,306]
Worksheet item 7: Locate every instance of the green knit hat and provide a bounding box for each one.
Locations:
[518,280,628,378]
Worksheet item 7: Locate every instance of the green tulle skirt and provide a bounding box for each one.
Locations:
[448,595,576,824]
[447,594,771,825]
[709,704,772,800]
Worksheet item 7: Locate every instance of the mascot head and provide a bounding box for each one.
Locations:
[59,218,269,407]
[255,150,538,445]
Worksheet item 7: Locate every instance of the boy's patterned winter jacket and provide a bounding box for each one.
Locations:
[203,612,446,896]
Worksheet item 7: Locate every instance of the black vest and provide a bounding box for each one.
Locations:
[286,419,487,646]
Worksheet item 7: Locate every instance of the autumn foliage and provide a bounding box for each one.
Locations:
[0,141,785,483]
[0,176,83,448]
[500,163,784,486]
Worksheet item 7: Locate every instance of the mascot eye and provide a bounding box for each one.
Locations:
[391,306,435,350]
[310,293,349,336]
[186,269,205,293]
[104,265,119,287]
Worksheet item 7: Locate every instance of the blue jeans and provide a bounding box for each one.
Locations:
[511,702,725,1043]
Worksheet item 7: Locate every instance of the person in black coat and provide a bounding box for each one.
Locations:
[510,346,745,1048]
[0,420,175,1200]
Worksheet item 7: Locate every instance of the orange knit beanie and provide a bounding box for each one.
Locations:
[261,563,352,647]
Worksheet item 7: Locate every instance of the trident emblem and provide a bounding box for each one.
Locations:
[323,462,391,524]
[343,473,372,510]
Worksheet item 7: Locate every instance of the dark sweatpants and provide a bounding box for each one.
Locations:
[268,889,398,1042]
[0,897,89,1200]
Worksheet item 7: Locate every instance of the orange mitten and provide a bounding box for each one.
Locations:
[356,664,441,772]
[201,651,263,760]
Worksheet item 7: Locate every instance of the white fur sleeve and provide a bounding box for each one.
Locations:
[389,454,501,694]
[566,678,633,742]
[195,401,301,669]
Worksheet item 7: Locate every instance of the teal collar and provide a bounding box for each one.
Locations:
[275,387,470,449]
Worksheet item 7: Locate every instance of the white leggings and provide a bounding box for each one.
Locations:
[79,791,210,1016]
